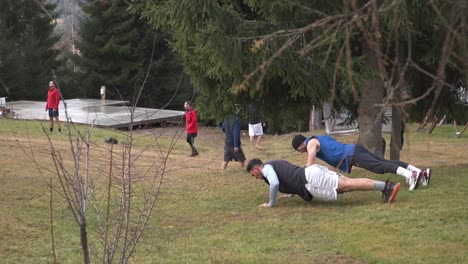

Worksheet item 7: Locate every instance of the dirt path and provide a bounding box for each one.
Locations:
[2,125,466,180]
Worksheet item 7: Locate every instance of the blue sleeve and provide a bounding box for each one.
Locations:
[262,165,279,207]
[233,119,241,147]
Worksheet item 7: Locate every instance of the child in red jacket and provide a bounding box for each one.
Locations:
[184,101,199,156]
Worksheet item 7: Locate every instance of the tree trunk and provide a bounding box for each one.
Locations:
[390,105,403,160]
[390,57,404,160]
[358,47,385,157]
[308,106,323,131]
[80,221,90,264]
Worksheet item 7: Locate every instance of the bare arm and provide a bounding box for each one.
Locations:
[306,138,320,166]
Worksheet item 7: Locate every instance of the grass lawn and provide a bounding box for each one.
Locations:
[0,118,467,263]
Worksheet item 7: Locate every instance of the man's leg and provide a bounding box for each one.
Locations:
[352,145,406,174]
[221,161,228,170]
[337,176,383,192]
[191,139,199,155]
[305,165,400,203]
[192,144,199,155]
[188,134,198,156]
[352,144,422,190]
[49,117,54,132]
[255,123,264,149]
[234,146,246,168]
[338,176,401,203]
[222,146,231,169]
[255,135,263,149]
[248,124,255,150]
[55,116,61,133]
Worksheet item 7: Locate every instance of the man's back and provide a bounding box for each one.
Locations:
[310,135,355,172]
[265,160,312,201]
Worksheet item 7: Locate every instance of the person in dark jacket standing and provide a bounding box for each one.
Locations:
[45,81,62,133]
[184,101,199,157]
[221,104,246,169]
[246,158,401,207]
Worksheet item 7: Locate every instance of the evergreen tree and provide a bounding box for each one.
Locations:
[77,0,190,109]
[403,0,467,124]
[0,0,60,100]
[132,0,466,141]
[129,0,359,131]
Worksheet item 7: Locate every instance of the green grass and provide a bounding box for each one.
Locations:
[0,118,467,263]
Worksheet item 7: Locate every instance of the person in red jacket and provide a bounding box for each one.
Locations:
[184,101,199,156]
[45,81,62,133]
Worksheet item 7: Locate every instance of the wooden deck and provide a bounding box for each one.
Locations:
[4,98,185,129]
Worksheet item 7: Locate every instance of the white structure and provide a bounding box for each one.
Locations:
[4,98,184,129]
[322,103,392,134]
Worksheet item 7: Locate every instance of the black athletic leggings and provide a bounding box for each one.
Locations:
[350,144,408,174]
[186,133,197,147]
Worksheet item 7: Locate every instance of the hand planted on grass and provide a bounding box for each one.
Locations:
[258,203,269,208]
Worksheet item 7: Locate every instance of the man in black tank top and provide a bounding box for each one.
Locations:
[246,158,401,207]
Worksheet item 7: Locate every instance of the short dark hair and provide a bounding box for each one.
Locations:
[185,101,192,106]
[291,134,306,150]
[246,158,263,172]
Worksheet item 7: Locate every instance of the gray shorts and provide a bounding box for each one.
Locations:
[304,164,339,201]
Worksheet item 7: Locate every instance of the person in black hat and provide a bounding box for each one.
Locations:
[248,103,265,150]
[291,134,431,191]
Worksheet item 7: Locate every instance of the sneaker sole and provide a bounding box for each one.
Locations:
[413,173,423,190]
[387,182,401,203]
[425,168,431,186]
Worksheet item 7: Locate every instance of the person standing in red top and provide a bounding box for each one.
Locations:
[184,101,199,157]
[45,81,62,133]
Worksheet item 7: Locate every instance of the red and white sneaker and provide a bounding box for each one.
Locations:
[421,168,431,186]
[407,171,423,191]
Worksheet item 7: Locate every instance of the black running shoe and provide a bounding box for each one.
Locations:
[382,180,401,204]
[105,137,118,144]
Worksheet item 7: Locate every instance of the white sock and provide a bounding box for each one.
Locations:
[396,167,413,178]
[407,165,421,173]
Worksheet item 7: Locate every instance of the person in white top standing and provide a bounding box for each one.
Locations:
[248,103,265,151]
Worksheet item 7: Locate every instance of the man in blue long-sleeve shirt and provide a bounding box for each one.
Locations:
[246,158,401,207]
[221,106,246,169]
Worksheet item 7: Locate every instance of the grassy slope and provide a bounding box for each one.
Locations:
[0,119,466,263]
